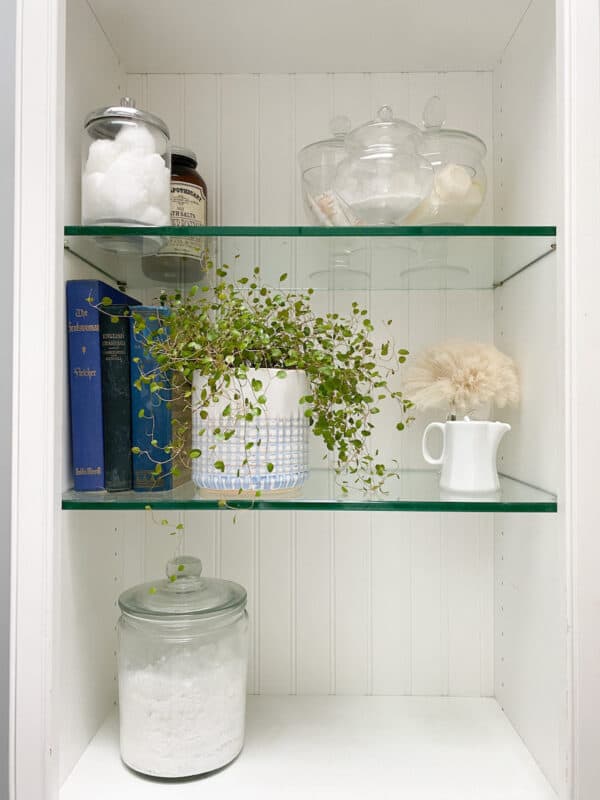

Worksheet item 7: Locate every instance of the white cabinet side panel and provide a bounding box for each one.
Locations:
[495,513,564,795]
[60,0,125,787]
[493,1,566,797]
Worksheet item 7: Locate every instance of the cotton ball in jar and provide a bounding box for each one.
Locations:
[141,205,169,226]
[82,172,108,222]
[85,138,118,174]
[114,123,157,156]
[104,157,150,222]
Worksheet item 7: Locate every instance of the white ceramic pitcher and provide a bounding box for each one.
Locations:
[422,417,510,495]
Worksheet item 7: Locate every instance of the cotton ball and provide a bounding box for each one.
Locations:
[82,172,107,222]
[105,169,149,222]
[141,205,169,226]
[85,138,118,174]
[115,123,157,155]
[434,163,472,200]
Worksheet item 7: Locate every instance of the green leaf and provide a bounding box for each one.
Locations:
[222,404,232,417]
[137,409,145,419]
[214,460,225,472]
[178,564,185,572]
[148,587,157,594]
[251,378,263,392]
[131,446,141,455]
[100,296,112,306]
[266,462,274,473]
[279,272,288,282]
[396,422,405,431]
[189,449,202,458]
[276,370,287,379]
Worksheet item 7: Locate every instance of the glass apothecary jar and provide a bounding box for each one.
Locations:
[117,556,248,778]
[82,96,171,227]
[333,106,434,225]
[405,96,488,225]
[298,116,355,225]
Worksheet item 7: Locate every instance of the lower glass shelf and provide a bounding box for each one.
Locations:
[61,469,557,512]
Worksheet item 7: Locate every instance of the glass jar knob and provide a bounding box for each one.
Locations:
[330,115,351,139]
[377,105,394,123]
[423,95,446,130]
[166,555,203,590]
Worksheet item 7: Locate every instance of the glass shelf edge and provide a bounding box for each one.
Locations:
[64,225,557,238]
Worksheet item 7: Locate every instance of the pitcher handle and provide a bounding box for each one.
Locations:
[422,422,446,465]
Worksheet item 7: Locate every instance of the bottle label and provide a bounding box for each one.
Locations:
[159,181,207,259]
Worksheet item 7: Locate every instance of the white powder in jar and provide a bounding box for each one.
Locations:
[119,642,247,778]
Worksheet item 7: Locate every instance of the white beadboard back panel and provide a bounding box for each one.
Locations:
[119,69,496,704]
[493,0,566,796]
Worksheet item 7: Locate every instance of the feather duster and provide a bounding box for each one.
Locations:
[403,340,519,414]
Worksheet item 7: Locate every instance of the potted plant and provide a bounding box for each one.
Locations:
[131,262,414,496]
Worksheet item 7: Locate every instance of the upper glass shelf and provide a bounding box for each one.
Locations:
[64,225,556,292]
[62,470,557,513]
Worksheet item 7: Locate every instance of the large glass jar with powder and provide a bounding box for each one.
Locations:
[81,97,171,227]
[333,106,434,225]
[117,556,248,778]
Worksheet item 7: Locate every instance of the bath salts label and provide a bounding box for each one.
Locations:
[171,181,207,226]
[159,182,207,259]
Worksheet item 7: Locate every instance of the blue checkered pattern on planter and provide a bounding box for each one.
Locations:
[192,415,309,492]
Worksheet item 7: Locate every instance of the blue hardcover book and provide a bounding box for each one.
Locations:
[66,280,140,491]
[129,307,190,491]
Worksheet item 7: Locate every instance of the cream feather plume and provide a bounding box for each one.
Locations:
[403,340,519,414]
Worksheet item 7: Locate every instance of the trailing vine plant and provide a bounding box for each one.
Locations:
[106,261,414,494]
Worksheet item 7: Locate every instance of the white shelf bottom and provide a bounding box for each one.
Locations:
[60,696,557,800]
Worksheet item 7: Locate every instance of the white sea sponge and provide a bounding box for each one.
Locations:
[403,340,519,414]
[434,163,472,200]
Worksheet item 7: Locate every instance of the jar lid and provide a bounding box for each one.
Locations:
[298,116,351,165]
[118,556,247,621]
[345,106,422,153]
[171,145,198,167]
[419,96,487,160]
[84,97,170,139]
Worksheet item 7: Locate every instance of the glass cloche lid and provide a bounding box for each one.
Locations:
[344,105,423,153]
[418,96,487,161]
[298,116,351,167]
[119,556,247,621]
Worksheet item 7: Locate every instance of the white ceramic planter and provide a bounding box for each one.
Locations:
[192,368,310,492]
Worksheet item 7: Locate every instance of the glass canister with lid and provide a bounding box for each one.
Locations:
[82,97,171,227]
[333,106,434,225]
[405,96,488,225]
[298,117,356,225]
[117,555,248,778]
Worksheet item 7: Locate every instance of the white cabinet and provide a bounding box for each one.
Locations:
[9,0,600,797]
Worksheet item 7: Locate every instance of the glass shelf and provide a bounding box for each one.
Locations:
[64,225,556,292]
[61,470,557,512]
